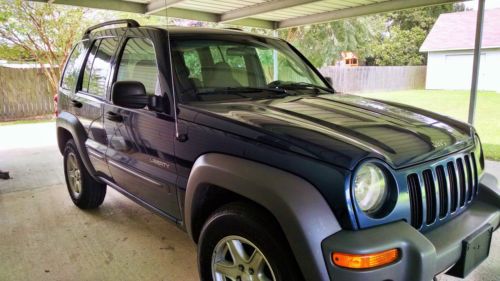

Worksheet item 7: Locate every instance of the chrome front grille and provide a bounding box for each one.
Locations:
[407,152,479,230]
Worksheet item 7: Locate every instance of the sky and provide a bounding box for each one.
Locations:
[464,0,500,9]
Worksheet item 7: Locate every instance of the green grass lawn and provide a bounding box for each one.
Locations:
[357,90,500,161]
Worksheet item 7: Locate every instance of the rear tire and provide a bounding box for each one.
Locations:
[63,139,106,209]
[198,202,303,281]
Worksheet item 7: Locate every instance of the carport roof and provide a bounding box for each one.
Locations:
[31,0,460,29]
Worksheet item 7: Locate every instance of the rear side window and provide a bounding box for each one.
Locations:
[117,38,159,96]
[81,38,119,97]
[61,42,86,90]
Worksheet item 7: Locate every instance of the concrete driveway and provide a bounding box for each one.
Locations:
[0,122,498,281]
[0,122,197,281]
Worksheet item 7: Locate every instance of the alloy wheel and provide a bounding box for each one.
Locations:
[66,152,82,198]
[212,235,276,281]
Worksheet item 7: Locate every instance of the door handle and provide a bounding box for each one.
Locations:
[70,99,82,108]
[106,111,123,122]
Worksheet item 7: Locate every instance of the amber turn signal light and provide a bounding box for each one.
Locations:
[332,249,399,269]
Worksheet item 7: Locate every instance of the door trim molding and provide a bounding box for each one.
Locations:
[108,159,163,187]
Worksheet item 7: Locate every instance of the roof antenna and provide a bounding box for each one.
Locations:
[164,0,187,142]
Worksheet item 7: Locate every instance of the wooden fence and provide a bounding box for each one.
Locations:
[319,66,427,93]
[0,66,53,121]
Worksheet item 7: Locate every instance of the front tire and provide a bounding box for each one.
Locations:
[63,139,106,209]
[198,202,303,281]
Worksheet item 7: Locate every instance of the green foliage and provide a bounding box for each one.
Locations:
[371,4,464,66]
[279,16,385,67]
[0,44,32,61]
[274,4,463,67]
[387,4,459,33]
[372,26,427,66]
[268,3,467,67]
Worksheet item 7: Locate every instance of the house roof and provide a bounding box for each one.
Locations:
[420,8,500,52]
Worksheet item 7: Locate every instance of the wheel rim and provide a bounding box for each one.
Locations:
[66,152,82,198]
[211,235,276,281]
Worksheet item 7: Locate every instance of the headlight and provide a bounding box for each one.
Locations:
[354,163,388,214]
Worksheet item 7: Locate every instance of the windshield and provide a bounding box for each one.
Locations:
[171,34,331,103]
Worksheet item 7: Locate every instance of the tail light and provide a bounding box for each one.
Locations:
[53,94,58,117]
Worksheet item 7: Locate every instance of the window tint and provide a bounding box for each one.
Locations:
[173,38,329,103]
[256,48,313,84]
[205,45,255,87]
[117,38,159,96]
[226,52,248,85]
[61,42,85,90]
[183,50,202,82]
[81,38,119,97]
[209,46,224,64]
[82,42,99,93]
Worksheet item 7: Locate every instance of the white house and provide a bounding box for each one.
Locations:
[420,9,500,92]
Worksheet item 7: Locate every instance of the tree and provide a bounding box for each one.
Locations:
[279,16,385,67]
[0,0,90,94]
[372,26,427,66]
[371,3,464,66]
[0,44,33,61]
[387,4,460,33]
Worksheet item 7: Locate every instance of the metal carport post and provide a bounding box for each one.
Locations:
[468,0,486,125]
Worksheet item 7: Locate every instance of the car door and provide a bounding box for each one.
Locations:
[104,35,180,220]
[73,37,120,176]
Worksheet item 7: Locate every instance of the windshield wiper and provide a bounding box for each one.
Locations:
[269,81,335,94]
[197,86,290,97]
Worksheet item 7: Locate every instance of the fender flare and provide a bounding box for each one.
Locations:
[56,111,98,179]
[185,153,341,281]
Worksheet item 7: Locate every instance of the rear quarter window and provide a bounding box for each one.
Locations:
[61,42,86,91]
[81,38,119,98]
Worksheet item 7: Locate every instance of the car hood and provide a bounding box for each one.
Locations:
[184,94,474,170]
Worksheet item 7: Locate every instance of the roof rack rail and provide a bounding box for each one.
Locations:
[84,19,140,35]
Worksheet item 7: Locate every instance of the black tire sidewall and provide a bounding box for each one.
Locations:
[198,203,302,281]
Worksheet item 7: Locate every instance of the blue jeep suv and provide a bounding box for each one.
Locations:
[56,20,499,281]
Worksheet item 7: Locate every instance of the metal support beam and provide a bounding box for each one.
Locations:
[229,18,277,30]
[151,7,219,22]
[278,0,460,28]
[148,8,276,29]
[220,0,320,23]
[468,0,485,125]
[146,0,185,15]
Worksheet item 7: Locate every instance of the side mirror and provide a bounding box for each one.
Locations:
[112,81,149,109]
[324,76,333,86]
